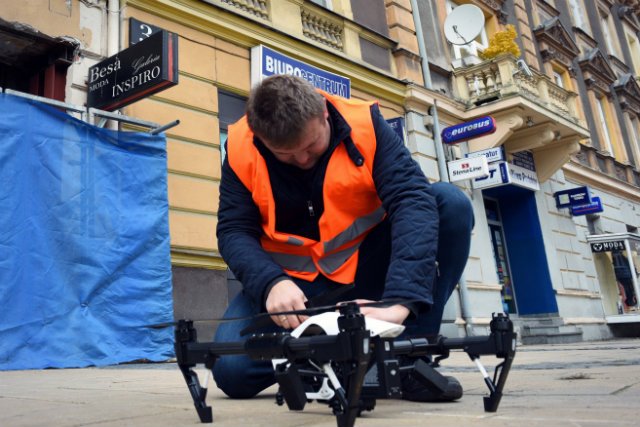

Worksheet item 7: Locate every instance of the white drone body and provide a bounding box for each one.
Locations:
[272,312,405,401]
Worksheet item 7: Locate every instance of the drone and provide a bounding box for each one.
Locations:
[173,302,516,427]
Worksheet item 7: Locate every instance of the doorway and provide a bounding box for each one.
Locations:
[485,197,517,313]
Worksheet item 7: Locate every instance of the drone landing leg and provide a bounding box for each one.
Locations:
[178,364,213,423]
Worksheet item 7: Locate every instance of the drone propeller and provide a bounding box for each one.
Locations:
[142,295,428,332]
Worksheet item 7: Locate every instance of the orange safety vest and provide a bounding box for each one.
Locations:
[227,91,385,284]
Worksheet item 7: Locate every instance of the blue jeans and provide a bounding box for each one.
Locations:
[213,182,474,398]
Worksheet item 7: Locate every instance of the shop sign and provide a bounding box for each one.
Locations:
[472,161,540,191]
[447,156,489,182]
[129,18,162,45]
[590,240,625,253]
[441,116,496,145]
[473,161,509,189]
[465,146,504,163]
[511,150,536,171]
[571,196,603,216]
[508,162,540,191]
[251,45,350,98]
[87,30,178,111]
[554,186,591,209]
[386,117,405,143]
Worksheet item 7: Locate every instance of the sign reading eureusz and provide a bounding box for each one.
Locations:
[87,30,178,111]
[251,45,351,98]
[441,116,496,145]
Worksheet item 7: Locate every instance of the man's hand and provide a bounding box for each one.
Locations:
[266,279,308,329]
[353,299,410,325]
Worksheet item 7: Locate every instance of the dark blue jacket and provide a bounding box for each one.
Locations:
[217,100,439,309]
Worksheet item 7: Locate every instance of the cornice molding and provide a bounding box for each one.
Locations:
[533,17,580,68]
[578,48,617,94]
[614,74,640,115]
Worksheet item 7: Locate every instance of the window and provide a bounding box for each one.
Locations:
[218,90,247,164]
[600,13,621,58]
[595,95,614,154]
[627,30,640,75]
[568,0,587,30]
[446,0,489,60]
[553,70,564,88]
[628,116,640,168]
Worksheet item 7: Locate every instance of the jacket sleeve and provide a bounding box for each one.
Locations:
[216,145,289,307]
[370,105,439,310]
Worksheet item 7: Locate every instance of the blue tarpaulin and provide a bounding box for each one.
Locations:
[0,93,174,370]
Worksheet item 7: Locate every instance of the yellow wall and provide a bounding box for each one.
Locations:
[121,1,406,269]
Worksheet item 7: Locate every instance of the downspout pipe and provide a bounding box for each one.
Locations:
[107,0,120,57]
[106,0,120,129]
[410,0,474,336]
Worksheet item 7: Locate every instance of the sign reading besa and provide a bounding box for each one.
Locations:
[442,116,496,145]
[87,30,178,111]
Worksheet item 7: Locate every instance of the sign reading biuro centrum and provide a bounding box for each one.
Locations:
[251,45,350,98]
[87,30,178,111]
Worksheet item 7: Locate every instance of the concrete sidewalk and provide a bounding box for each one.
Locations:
[1,339,639,427]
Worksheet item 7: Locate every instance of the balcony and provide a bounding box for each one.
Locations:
[451,54,589,182]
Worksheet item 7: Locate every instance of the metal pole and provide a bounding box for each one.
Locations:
[411,1,473,335]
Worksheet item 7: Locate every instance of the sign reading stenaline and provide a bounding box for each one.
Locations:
[251,45,351,98]
[441,116,496,145]
[447,156,489,182]
[87,30,178,111]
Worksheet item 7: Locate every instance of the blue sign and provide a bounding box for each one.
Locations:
[251,45,351,98]
[571,196,604,216]
[554,186,591,209]
[386,117,405,143]
[441,116,496,145]
[571,196,603,216]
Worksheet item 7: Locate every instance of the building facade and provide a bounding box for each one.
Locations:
[409,0,640,342]
[2,0,640,342]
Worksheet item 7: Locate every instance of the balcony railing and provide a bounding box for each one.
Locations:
[453,54,580,123]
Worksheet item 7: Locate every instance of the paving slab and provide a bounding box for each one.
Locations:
[1,339,639,427]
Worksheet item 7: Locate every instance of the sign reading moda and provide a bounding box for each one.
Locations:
[87,30,178,111]
[251,45,350,98]
[441,116,496,145]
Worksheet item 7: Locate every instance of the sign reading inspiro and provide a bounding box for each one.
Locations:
[87,30,178,111]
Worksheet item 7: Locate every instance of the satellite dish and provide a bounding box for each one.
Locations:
[444,4,485,46]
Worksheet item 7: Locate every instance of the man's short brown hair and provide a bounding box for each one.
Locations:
[246,74,326,149]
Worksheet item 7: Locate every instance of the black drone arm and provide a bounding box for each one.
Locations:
[174,303,371,427]
[390,313,516,412]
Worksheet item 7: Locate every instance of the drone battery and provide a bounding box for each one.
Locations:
[274,363,307,411]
